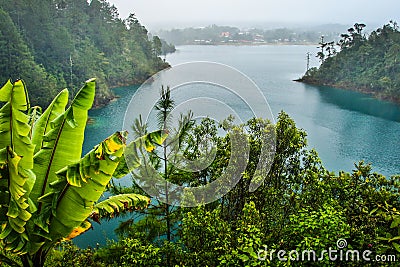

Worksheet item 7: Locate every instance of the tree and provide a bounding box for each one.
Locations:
[301,21,400,103]
[0,3,169,108]
[0,8,58,107]
[152,36,162,57]
[111,86,194,267]
[22,110,399,266]
[0,79,166,267]
[316,35,327,62]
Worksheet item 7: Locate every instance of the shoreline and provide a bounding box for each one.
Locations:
[92,63,171,109]
[176,42,318,47]
[295,78,400,105]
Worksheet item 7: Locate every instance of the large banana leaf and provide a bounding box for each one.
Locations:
[44,131,128,242]
[0,78,168,260]
[0,80,35,254]
[31,89,68,155]
[40,130,166,244]
[0,80,34,168]
[30,80,95,206]
[89,193,150,223]
[64,194,150,241]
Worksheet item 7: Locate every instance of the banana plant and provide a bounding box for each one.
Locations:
[0,79,166,267]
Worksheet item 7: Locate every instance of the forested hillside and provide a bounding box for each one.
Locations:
[0,0,171,107]
[300,21,400,103]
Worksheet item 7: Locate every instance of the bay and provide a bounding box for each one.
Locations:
[74,44,400,248]
[166,45,400,176]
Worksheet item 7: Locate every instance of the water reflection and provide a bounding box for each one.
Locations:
[307,84,400,122]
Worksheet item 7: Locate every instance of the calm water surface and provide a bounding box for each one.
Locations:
[74,45,400,248]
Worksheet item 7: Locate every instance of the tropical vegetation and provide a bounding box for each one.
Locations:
[0,0,174,108]
[1,2,399,264]
[1,80,399,266]
[0,79,166,267]
[20,89,397,267]
[300,21,400,103]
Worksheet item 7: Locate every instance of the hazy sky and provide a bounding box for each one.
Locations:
[107,0,400,30]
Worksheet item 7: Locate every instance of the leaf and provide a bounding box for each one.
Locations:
[46,131,128,241]
[30,79,95,206]
[145,130,168,150]
[390,216,400,229]
[0,80,34,169]
[393,242,400,252]
[113,130,168,178]
[369,207,379,215]
[63,220,92,241]
[0,79,13,102]
[0,80,35,254]
[389,236,400,242]
[31,89,68,154]
[90,193,150,222]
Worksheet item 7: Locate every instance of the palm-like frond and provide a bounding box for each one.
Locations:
[0,78,165,264]
[89,194,150,223]
[0,80,35,254]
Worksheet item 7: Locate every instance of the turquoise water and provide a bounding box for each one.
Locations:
[166,45,400,176]
[74,45,400,248]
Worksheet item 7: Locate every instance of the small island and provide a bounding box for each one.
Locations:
[298,21,400,103]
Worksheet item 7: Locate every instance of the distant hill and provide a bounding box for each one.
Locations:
[155,24,345,46]
[299,22,400,103]
[0,0,172,108]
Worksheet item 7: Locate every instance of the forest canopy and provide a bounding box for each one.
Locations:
[300,21,400,103]
[0,0,173,107]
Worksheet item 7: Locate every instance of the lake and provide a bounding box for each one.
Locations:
[74,44,400,248]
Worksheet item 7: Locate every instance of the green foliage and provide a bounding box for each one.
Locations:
[114,238,163,266]
[90,194,150,222]
[371,198,400,254]
[26,110,400,267]
[0,79,166,267]
[182,206,231,266]
[166,111,399,266]
[218,202,264,266]
[0,79,394,266]
[115,86,194,247]
[284,204,350,265]
[44,242,104,267]
[0,1,169,108]
[302,21,400,102]
[0,9,58,108]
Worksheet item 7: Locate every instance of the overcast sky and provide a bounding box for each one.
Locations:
[107,0,400,30]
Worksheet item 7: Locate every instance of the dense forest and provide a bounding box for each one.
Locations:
[300,21,400,103]
[1,80,399,266]
[0,0,174,108]
[1,2,399,265]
